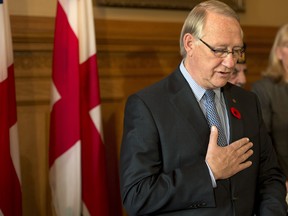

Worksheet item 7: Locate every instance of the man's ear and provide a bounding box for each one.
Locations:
[183,33,196,57]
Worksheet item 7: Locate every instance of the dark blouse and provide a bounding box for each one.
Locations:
[252,77,288,177]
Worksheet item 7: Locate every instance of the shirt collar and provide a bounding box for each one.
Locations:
[179,61,221,102]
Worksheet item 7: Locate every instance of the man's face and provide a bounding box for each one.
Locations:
[184,12,243,89]
[228,63,247,87]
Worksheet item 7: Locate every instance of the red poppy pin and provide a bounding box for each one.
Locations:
[230,107,241,119]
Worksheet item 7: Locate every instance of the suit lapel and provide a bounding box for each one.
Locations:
[167,70,244,146]
[168,70,210,147]
[222,85,244,143]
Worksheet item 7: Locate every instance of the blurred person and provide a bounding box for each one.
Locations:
[229,43,247,87]
[120,1,287,215]
[252,24,288,193]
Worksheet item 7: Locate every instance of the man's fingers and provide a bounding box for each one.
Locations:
[229,137,253,163]
[209,126,219,147]
[237,149,253,166]
[236,160,253,173]
[207,128,254,179]
[231,137,252,150]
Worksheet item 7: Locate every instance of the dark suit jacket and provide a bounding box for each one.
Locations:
[120,68,287,216]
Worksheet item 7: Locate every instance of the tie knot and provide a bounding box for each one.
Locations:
[205,90,215,102]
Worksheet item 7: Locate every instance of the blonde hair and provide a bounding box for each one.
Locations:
[179,0,241,58]
[263,24,288,82]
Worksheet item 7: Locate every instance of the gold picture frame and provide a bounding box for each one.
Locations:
[96,0,245,12]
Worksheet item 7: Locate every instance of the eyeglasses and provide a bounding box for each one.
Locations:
[198,38,244,59]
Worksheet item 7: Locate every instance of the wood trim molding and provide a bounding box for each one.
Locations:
[10,15,279,102]
[11,15,181,52]
[11,15,278,52]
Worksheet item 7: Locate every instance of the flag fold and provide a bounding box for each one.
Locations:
[49,0,112,215]
[0,0,22,215]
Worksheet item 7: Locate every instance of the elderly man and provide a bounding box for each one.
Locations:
[120,1,287,215]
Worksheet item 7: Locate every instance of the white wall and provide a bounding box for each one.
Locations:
[8,0,288,26]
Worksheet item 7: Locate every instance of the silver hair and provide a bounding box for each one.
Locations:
[179,0,241,58]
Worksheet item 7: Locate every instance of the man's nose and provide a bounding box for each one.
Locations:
[222,53,237,69]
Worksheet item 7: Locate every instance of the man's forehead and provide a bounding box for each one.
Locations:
[203,12,243,43]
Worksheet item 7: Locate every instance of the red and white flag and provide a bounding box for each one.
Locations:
[0,0,22,215]
[49,0,112,215]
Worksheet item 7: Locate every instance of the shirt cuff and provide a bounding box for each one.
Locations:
[205,161,217,188]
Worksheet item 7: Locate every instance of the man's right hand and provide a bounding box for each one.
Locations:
[205,126,253,180]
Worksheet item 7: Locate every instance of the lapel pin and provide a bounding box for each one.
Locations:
[230,107,241,119]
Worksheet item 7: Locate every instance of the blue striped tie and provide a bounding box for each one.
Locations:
[204,90,227,146]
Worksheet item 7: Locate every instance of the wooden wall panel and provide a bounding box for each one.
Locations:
[10,15,278,215]
[17,106,52,216]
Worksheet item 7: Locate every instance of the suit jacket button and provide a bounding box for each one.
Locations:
[200,202,207,206]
